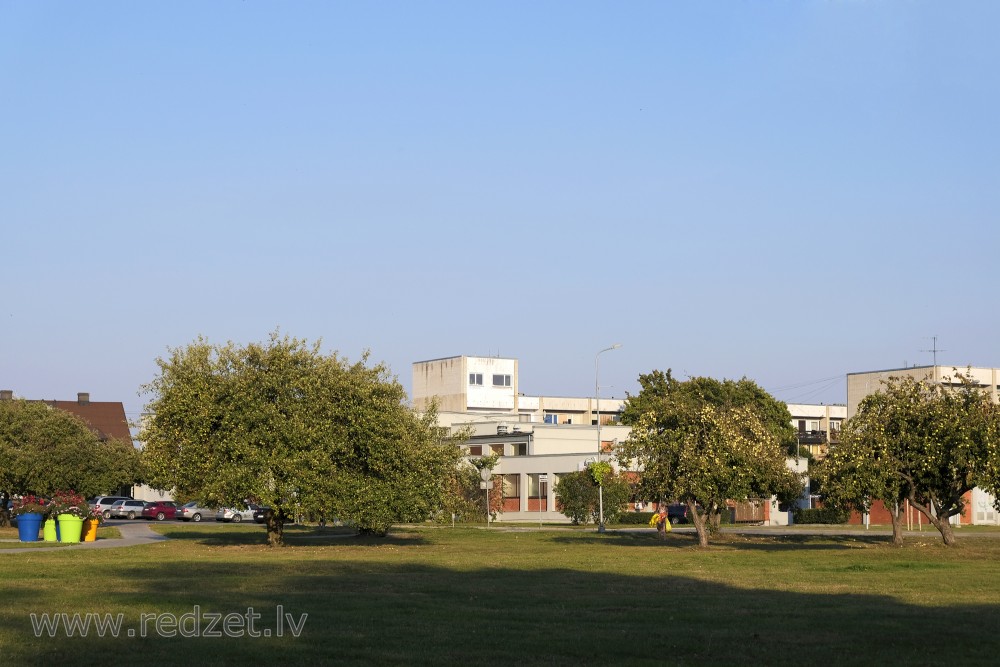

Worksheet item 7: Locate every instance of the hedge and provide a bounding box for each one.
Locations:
[792,506,850,524]
[613,511,657,525]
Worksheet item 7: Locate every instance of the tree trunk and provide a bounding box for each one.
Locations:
[709,505,722,534]
[888,502,904,547]
[0,491,10,528]
[688,500,709,547]
[265,510,285,547]
[909,497,957,547]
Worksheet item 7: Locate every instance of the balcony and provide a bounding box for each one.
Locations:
[797,430,827,445]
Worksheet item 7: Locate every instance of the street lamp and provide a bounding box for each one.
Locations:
[596,343,622,533]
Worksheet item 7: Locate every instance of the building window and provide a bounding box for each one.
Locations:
[468,445,482,456]
[502,474,520,500]
[528,473,549,498]
[492,374,511,387]
[544,414,558,425]
[469,373,483,386]
[491,444,504,456]
[512,443,527,456]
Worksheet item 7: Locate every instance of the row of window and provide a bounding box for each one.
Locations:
[498,473,556,499]
[469,373,511,387]
[468,443,528,457]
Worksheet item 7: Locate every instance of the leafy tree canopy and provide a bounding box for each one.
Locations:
[553,468,630,525]
[0,399,140,525]
[824,373,1000,546]
[139,331,460,545]
[618,372,802,547]
[621,370,796,452]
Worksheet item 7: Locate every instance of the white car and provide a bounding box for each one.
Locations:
[215,504,258,523]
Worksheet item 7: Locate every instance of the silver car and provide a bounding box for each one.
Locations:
[177,501,215,522]
[91,496,131,519]
[108,499,147,520]
[215,504,258,523]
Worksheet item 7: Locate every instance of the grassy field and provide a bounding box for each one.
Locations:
[2,524,999,666]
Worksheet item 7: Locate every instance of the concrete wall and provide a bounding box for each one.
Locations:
[847,366,1000,417]
[412,356,469,412]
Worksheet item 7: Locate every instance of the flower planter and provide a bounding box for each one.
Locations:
[43,518,60,542]
[57,514,85,543]
[82,519,99,542]
[16,513,43,542]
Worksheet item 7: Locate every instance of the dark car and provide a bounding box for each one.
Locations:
[141,501,181,521]
[667,504,689,524]
[253,507,293,524]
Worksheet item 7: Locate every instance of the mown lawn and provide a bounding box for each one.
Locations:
[1,524,999,666]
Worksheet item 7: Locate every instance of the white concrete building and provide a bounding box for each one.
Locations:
[412,355,626,426]
[413,355,629,522]
[414,355,813,525]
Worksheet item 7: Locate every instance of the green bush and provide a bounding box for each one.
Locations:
[612,511,657,525]
[792,506,850,524]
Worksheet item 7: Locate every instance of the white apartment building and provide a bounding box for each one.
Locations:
[786,403,847,459]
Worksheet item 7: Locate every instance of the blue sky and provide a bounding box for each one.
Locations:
[2,2,998,420]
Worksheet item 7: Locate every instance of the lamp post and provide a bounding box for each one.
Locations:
[596,343,622,533]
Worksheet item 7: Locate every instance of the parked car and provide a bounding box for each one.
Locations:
[253,506,294,524]
[108,499,148,520]
[215,504,258,523]
[177,501,215,523]
[91,496,131,519]
[141,501,181,521]
[667,504,689,525]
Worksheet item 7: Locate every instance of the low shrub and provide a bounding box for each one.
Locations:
[793,506,850,524]
[612,511,656,525]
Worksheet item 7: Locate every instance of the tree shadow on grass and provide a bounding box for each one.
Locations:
[5,552,999,666]
[154,526,429,548]
[552,529,894,551]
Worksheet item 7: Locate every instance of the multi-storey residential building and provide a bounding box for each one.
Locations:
[786,403,847,459]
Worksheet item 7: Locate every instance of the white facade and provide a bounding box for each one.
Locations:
[419,355,811,525]
[413,355,625,425]
[455,420,632,522]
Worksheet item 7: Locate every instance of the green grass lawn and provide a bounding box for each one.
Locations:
[2,524,999,666]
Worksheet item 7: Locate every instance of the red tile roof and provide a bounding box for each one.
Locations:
[43,399,132,442]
